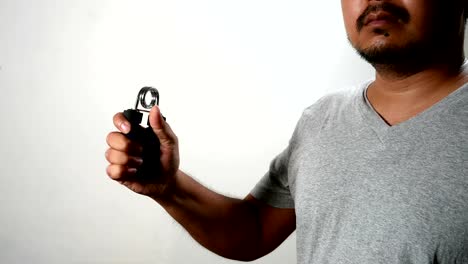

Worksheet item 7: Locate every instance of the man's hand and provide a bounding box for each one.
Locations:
[104,106,295,261]
[105,105,180,198]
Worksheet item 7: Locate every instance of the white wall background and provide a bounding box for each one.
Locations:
[0,0,401,263]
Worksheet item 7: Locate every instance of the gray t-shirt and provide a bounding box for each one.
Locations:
[251,81,468,264]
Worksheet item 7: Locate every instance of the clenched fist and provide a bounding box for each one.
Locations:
[105,106,180,199]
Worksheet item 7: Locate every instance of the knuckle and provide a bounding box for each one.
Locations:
[106,132,114,146]
[113,112,124,124]
[106,149,117,163]
[121,140,131,152]
[107,165,124,179]
[121,154,130,164]
[106,132,119,145]
[106,165,115,178]
[160,138,173,147]
[105,149,111,162]
[108,149,132,165]
[120,154,131,165]
[108,132,131,151]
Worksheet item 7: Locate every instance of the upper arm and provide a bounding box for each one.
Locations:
[244,194,296,257]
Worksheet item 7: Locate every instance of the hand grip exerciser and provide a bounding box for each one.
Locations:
[123,87,165,178]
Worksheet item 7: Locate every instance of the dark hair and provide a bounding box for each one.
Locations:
[465,3,468,22]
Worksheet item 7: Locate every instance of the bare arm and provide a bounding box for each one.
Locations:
[156,171,296,261]
[105,106,295,261]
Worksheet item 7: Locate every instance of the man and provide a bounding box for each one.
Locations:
[105,0,468,263]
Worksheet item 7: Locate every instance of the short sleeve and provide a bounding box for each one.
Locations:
[250,146,295,208]
[249,109,310,208]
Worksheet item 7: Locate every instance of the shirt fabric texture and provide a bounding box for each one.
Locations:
[251,81,468,264]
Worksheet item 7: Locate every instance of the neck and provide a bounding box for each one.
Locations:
[372,56,468,98]
[366,58,468,125]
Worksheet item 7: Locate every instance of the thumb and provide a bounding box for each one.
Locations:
[149,106,177,148]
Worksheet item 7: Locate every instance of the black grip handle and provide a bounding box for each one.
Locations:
[123,109,162,178]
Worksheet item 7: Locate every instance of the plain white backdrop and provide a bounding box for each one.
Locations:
[3,1,464,263]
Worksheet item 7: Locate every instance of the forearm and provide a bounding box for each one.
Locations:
[107,109,291,260]
[153,170,265,261]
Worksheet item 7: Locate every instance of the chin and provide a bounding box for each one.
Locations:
[353,39,435,76]
[352,33,421,65]
[358,42,413,65]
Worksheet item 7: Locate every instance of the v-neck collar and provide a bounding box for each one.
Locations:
[357,80,468,143]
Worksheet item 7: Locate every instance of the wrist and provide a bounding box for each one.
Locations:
[150,169,184,206]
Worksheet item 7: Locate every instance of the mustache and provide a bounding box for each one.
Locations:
[356,2,410,32]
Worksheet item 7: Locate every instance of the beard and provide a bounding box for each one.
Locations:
[351,30,463,77]
[353,37,429,71]
[351,1,465,76]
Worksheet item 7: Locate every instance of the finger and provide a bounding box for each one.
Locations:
[105,148,143,167]
[106,132,143,155]
[106,164,137,180]
[113,112,131,134]
[148,105,178,149]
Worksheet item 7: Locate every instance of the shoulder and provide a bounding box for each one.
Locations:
[287,81,371,145]
[301,81,371,122]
